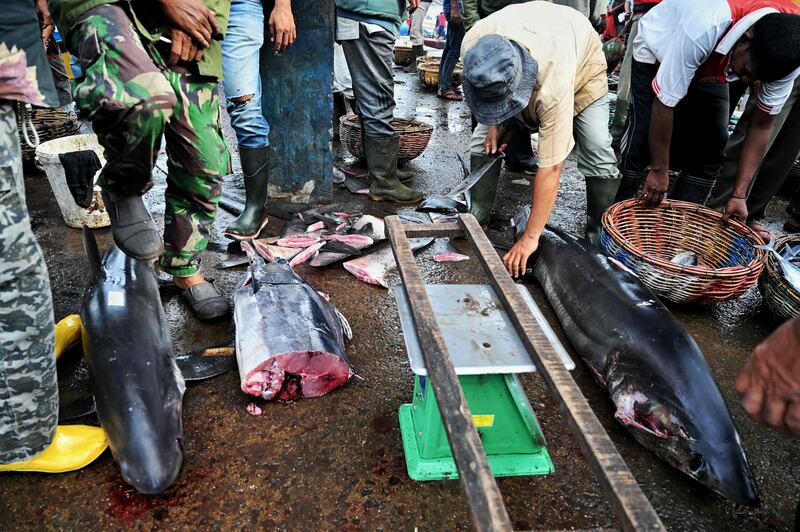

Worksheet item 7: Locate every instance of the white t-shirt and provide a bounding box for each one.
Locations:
[633,0,799,114]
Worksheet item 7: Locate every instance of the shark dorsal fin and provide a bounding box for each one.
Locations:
[82,226,104,282]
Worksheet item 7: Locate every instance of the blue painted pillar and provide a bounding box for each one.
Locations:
[260,0,334,202]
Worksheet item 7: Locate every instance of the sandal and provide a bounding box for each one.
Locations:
[747,221,773,243]
[437,88,463,101]
[180,281,230,321]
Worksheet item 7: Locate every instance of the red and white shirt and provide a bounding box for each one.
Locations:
[633,0,800,114]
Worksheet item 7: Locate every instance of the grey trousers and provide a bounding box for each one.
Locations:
[410,1,431,47]
[341,24,396,138]
[708,79,800,219]
[0,102,57,464]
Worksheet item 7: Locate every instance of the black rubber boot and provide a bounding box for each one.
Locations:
[364,135,422,204]
[361,128,412,184]
[332,92,347,141]
[504,126,537,175]
[409,44,426,72]
[224,146,270,240]
[468,153,501,226]
[585,176,622,247]
[101,191,163,260]
[670,172,716,205]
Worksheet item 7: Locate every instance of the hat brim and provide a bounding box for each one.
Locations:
[463,42,538,125]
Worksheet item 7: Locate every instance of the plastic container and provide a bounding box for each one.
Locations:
[36,134,110,228]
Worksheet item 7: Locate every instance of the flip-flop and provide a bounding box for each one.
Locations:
[437,88,463,101]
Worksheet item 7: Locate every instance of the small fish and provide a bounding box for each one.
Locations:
[343,238,434,287]
[434,252,470,262]
[306,221,325,233]
[277,235,321,248]
[289,241,325,267]
[324,234,374,248]
[670,250,698,266]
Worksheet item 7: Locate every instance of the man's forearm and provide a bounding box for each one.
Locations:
[649,100,674,175]
[524,164,562,240]
[732,110,775,198]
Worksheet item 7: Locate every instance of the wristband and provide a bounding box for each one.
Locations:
[730,194,746,200]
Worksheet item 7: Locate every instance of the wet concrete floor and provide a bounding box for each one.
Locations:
[1,69,799,531]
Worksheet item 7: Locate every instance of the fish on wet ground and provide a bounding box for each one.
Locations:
[434,252,470,262]
[234,241,355,401]
[79,228,184,495]
[514,210,760,506]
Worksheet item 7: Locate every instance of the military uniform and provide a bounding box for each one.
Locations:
[51,0,231,277]
[0,0,59,464]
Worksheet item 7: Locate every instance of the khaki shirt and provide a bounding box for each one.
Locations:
[461,1,607,167]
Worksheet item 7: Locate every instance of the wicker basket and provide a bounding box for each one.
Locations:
[394,44,414,66]
[417,60,463,89]
[601,199,766,304]
[18,107,81,160]
[338,115,433,162]
[760,233,800,320]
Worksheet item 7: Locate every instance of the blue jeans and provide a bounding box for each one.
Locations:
[222,0,270,149]
[438,13,465,93]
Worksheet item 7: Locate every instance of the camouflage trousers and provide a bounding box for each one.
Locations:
[71,4,231,276]
[0,102,57,463]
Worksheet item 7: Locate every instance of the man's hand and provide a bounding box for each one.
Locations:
[503,233,539,278]
[484,124,510,155]
[41,21,54,48]
[270,1,296,54]
[408,0,420,14]
[165,28,204,66]
[158,0,220,48]
[637,168,668,207]
[722,196,748,223]
[450,4,462,25]
[736,318,800,438]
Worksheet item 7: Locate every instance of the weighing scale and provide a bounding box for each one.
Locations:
[395,284,575,481]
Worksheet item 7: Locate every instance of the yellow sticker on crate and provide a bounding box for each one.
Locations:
[472,415,495,428]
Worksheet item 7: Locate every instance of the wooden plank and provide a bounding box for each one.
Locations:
[457,214,664,531]
[401,222,461,238]
[385,216,513,532]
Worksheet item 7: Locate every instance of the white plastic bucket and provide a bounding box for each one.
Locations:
[35,134,110,228]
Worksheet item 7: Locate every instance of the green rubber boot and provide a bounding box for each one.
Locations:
[585,176,621,248]
[468,153,501,226]
[224,146,270,240]
[365,135,422,204]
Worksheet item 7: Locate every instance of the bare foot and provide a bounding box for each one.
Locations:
[747,221,772,243]
[173,273,206,289]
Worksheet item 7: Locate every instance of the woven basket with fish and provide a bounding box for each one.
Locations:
[17,107,80,160]
[759,233,800,320]
[601,199,766,304]
[339,115,433,162]
[394,44,414,66]
[418,60,463,89]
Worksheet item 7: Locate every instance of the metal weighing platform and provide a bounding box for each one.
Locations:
[395,284,574,480]
[385,214,664,532]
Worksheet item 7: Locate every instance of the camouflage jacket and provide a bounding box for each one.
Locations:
[49,0,230,80]
[0,0,58,106]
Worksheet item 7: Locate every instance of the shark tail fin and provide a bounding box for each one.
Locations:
[82,226,104,282]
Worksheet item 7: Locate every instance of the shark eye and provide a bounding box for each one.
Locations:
[689,454,704,474]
